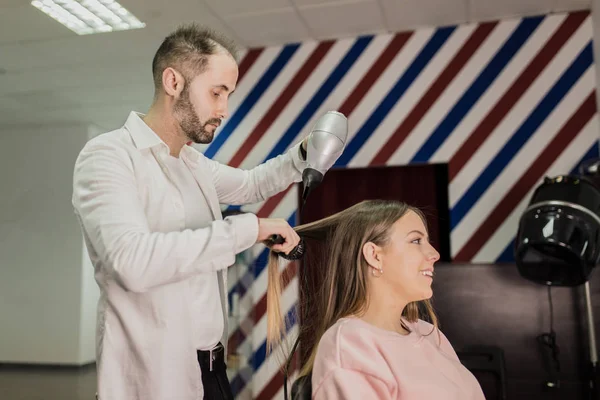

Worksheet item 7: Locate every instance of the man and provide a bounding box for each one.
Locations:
[72,24,308,400]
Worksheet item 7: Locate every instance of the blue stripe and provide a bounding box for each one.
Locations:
[262,36,373,163]
[569,139,600,176]
[411,16,543,163]
[252,305,298,371]
[451,42,593,230]
[495,137,600,263]
[230,372,248,397]
[496,238,516,263]
[203,44,300,159]
[335,27,456,167]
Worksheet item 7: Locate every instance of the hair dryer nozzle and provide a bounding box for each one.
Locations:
[302,168,323,202]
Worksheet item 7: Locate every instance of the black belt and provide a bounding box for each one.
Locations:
[197,342,225,372]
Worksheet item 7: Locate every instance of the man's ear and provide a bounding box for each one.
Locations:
[362,241,382,269]
[162,67,186,98]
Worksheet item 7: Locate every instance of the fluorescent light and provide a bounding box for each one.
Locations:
[31,0,145,35]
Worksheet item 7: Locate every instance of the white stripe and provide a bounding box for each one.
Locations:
[238,35,398,170]
[360,25,480,166]
[431,13,573,165]
[345,28,440,167]
[226,48,269,122]
[281,33,399,158]
[270,185,300,219]
[227,261,248,292]
[474,114,599,262]
[233,386,253,400]
[243,33,396,169]
[343,31,434,164]
[239,38,356,169]
[450,16,591,210]
[215,42,319,163]
[385,20,525,165]
[451,65,594,257]
[227,284,255,334]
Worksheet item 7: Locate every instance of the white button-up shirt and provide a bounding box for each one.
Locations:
[72,112,307,400]
[159,152,223,351]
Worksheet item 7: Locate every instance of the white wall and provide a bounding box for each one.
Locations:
[0,123,99,365]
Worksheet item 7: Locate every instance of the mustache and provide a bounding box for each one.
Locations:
[205,118,221,127]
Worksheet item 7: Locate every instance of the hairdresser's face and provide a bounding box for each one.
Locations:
[378,211,440,302]
[173,52,238,144]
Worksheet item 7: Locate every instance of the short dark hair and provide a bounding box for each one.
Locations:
[151,23,239,90]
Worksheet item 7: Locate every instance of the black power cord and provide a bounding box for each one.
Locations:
[538,283,561,390]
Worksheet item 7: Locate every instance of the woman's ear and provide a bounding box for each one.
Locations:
[362,241,382,269]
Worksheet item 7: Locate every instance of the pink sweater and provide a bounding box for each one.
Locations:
[311,317,486,399]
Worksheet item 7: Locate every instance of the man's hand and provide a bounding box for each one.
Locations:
[257,218,300,255]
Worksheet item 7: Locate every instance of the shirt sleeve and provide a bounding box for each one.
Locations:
[313,368,393,400]
[206,142,308,205]
[72,142,259,293]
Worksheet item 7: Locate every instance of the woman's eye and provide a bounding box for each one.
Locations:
[411,238,421,244]
[213,92,220,98]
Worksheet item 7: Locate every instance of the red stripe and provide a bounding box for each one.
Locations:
[256,370,285,399]
[229,41,335,168]
[256,186,292,218]
[237,48,263,83]
[449,11,588,182]
[371,21,497,165]
[454,91,596,261]
[252,32,413,219]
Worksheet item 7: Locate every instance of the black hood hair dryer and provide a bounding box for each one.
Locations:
[514,158,600,398]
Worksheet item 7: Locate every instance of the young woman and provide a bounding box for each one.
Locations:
[266,200,485,399]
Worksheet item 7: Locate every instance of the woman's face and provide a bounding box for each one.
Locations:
[368,211,440,303]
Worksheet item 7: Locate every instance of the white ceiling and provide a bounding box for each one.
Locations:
[0,0,590,131]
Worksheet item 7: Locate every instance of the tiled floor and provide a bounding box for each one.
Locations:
[0,363,97,400]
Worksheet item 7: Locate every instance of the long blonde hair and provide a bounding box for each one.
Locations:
[266,199,439,378]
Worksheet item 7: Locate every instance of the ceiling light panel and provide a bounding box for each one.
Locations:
[31,0,145,35]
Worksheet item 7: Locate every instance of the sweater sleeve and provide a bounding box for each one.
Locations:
[313,368,393,400]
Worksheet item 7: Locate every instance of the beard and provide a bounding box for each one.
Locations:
[173,85,221,144]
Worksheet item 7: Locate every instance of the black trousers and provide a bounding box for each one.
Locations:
[198,343,234,400]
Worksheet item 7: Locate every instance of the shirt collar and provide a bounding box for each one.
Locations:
[124,111,201,164]
[125,111,165,150]
[181,143,201,164]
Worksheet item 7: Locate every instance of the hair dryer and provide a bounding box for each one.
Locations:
[270,111,347,255]
[301,111,348,201]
